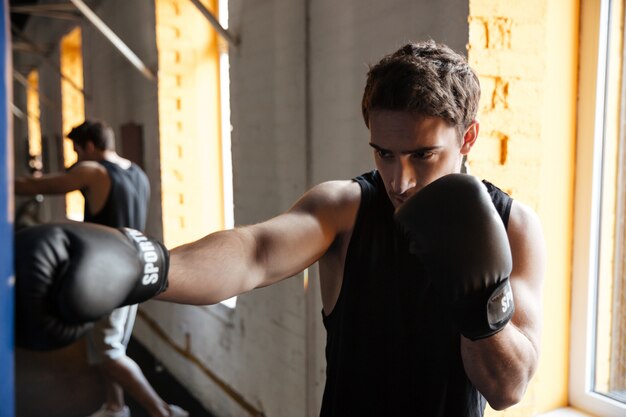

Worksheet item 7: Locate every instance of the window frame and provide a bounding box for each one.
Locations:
[570,0,626,415]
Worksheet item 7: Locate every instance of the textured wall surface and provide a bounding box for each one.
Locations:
[468,0,579,415]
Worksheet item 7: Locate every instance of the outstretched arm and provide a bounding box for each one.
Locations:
[158,180,358,305]
[15,180,358,350]
[461,201,545,410]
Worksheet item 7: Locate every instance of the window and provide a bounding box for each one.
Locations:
[571,0,626,415]
[59,26,85,221]
[26,70,42,172]
[155,0,234,306]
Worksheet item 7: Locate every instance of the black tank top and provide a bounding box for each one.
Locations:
[79,160,150,231]
[320,170,512,417]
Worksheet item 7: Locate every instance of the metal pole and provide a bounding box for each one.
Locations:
[11,27,88,98]
[189,0,239,47]
[10,102,26,120]
[69,0,157,81]
[10,3,80,22]
[12,70,56,110]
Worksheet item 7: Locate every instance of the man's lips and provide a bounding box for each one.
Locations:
[391,195,408,205]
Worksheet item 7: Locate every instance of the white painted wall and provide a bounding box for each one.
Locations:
[13,1,468,416]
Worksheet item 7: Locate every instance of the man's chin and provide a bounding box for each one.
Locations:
[390,196,406,208]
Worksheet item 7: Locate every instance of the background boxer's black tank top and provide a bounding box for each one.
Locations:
[80,160,150,230]
[320,170,512,417]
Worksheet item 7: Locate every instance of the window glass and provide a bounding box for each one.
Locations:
[155,0,224,247]
[592,0,626,405]
[155,0,234,307]
[26,70,42,172]
[60,27,85,221]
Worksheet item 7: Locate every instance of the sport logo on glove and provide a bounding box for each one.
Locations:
[501,286,513,313]
[125,229,162,286]
[486,279,515,330]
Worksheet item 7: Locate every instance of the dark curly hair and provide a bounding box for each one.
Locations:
[361,40,480,139]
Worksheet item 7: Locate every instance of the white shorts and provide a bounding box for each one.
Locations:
[86,304,138,365]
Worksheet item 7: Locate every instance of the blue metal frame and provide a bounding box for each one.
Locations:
[0,0,15,416]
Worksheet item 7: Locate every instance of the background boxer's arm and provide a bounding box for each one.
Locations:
[158,180,359,305]
[15,162,104,195]
[461,201,545,410]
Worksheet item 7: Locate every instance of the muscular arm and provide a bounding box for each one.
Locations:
[461,201,546,410]
[15,162,104,195]
[158,180,359,305]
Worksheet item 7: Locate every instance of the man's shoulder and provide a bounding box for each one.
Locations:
[293,180,361,232]
[508,200,541,232]
[306,180,362,211]
[68,161,108,176]
[312,170,383,205]
[479,178,541,236]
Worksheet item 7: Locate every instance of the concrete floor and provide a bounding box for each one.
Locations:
[16,337,214,417]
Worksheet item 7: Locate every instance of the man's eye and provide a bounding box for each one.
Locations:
[377,150,392,158]
[412,151,434,160]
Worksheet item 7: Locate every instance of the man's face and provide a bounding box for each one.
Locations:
[369,111,477,209]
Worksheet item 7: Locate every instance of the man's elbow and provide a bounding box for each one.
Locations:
[482,345,540,410]
[484,383,527,411]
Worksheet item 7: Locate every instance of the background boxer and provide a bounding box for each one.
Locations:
[15,120,187,417]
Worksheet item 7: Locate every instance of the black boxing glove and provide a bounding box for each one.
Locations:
[394,174,514,340]
[15,222,169,350]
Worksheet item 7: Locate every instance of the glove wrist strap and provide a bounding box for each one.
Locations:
[118,228,169,306]
[456,277,515,341]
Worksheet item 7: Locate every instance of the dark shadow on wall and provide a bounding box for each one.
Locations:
[125,337,216,417]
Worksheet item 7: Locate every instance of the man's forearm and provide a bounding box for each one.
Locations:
[461,323,539,410]
[156,228,264,305]
[14,177,39,195]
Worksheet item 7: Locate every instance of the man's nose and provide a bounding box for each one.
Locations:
[390,160,415,194]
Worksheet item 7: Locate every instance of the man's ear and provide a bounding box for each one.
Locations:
[84,140,96,153]
[460,120,479,155]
